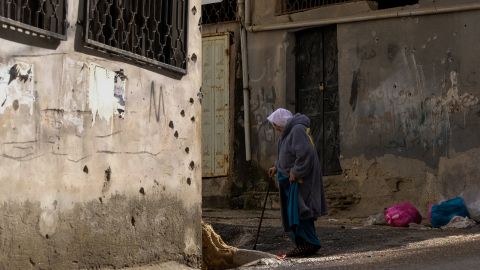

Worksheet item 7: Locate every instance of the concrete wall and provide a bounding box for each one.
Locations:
[0,1,202,269]
[244,0,480,216]
[338,8,480,216]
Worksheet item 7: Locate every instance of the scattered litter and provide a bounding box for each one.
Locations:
[408,223,431,230]
[431,197,470,228]
[441,216,476,229]
[240,258,289,268]
[328,218,339,223]
[385,202,422,227]
[364,212,387,226]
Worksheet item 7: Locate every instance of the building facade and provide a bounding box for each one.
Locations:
[202,0,480,217]
[0,0,202,269]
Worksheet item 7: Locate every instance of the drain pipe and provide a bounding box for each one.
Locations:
[248,2,480,32]
[239,0,251,161]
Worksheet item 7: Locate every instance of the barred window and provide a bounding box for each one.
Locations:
[201,0,238,25]
[85,0,188,74]
[0,0,67,39]
[279,0,359,14]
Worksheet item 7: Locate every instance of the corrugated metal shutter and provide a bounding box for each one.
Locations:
[202,34,229,177]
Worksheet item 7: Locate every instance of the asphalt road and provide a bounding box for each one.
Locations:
[245,233,480,270]
[203,209,480,270]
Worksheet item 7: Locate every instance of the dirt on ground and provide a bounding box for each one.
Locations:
[203,209,480,269]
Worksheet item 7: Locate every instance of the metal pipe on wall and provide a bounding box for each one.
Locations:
[248,2,480,32]
[238,0,252,161]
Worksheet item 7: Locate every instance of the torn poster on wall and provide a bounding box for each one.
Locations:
[0,62,35,114]
[88,63,126,125]
[114,69,126,118]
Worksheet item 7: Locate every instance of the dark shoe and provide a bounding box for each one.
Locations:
[286,243,320,257]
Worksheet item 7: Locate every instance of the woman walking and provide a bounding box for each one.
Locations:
[267,108,327,257]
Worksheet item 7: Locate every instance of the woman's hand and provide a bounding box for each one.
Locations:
[289,171,296,182]
[268,166,277,178]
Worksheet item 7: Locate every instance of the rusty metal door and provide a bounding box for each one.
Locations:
[202,34,230,177]
[296,26,341,175]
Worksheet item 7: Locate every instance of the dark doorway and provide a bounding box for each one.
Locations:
[295,25,341,176]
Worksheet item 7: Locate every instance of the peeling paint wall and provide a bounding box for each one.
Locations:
[0,1,202,269]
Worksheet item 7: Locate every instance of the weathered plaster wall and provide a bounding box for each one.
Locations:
[337,9,480,216]
[247,31,294,170]
[0,1,203,269]
[244,0,480,216]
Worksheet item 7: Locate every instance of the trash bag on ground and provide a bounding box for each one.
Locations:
[430,197,470,228]
[364,212,387,226]
[441,216,476,229]
[384,202,422,227]
[465,198,480,223]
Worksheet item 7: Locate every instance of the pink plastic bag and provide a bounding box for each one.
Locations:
[384,202,422,227]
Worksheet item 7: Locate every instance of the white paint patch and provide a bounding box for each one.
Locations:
[88,63,115,125]
[428,71,479,113]
[38,209,59,238]
[0,62,35,114]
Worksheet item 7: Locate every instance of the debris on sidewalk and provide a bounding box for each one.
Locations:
[364,212,387,226]
[239,258,290,268]
[408,223,431,230]
[431,197,470,228]
[202,221,277,270]
[385,202,422,227]
[441,216,476,230]
[465,198,480,222]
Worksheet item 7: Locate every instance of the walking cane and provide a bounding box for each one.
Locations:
[253,177,272,250]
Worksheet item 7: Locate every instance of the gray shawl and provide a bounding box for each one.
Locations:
[276,113,327,223]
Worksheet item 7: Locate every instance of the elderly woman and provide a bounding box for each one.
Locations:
[267,108,327,257]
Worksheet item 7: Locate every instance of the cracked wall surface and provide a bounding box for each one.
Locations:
[0,1,203,269]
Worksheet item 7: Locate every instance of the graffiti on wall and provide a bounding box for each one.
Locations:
[149,81,165,123]
[250,86,277,164]
[353,46,480,161]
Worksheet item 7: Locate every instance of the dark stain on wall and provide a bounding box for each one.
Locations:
[387,44,399,62]
[102,167,112,193]
[350,71,360,112]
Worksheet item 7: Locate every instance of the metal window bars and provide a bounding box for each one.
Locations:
[85,0,188,74]
[201,0,238,25]
[0,0,67,40]
[280,0,359,14]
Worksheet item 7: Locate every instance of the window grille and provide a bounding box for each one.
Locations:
[201,0,238,25]
[0,0,67,39]
[85,0,188,74]
[279,0,359,14]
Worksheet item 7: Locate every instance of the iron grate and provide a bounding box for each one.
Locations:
[85,0,188,74]
[0,0,67,40]
[201,0,238,25]
[280,0,359,14]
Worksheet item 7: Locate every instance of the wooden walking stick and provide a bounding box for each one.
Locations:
[253,178,272,250]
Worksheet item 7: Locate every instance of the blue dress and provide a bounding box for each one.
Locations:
[277,171,321,247]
